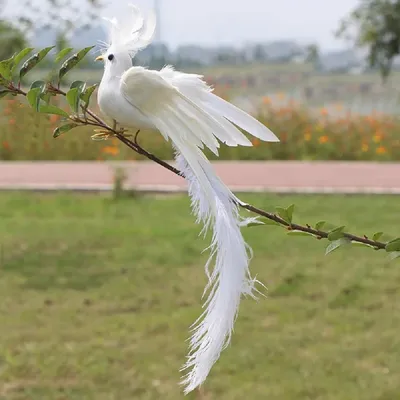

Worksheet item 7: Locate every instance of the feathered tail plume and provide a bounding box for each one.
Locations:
[174,147,259,394]
[145,66,278,394]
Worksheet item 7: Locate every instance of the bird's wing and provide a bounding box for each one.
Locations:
[120,66,278,152]
[159,66,279,144]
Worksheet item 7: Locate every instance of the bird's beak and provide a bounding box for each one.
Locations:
[95,55,104,62]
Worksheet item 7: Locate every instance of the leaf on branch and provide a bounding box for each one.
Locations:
[351,242,375,249]
[40,91,52,104]
[287,230,317,237]
[315,221,326,230]
[39,104,70,118]
[53,123,79,138]
[388,251,400,261]
[55,47,74,63]
[20,46,55,79]
[276,205,294,224]
[0,55,15,81]
[27,87,42,112]
[247,217,282,228]
[385,238,400,253]
[11,48,34,72]
[80,84,97,108]
[58,46,95,82]
[0,74,8,86]
[373,232,384,241]
[328,226,346,241]
[30,80,46,91]
[287,204,295,222]
[326,237,351,255]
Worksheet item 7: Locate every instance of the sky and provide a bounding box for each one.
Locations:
[109,0,359,50]
[3,0,360,51]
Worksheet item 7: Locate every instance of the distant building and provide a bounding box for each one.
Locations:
[175,45,216,66]
[318,49,366,73]
[242,40,305,63]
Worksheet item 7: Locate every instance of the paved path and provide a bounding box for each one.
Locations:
[0,161,399,194]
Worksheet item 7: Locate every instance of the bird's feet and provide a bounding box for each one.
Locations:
[91,128,133,141]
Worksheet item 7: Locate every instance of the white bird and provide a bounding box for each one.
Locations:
[96,4,279,394]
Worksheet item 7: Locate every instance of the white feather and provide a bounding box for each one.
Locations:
[97,5,279,393]
[102,3,156,57]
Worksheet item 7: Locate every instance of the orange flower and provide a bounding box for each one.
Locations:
[318,135,329,144]
[262,96,271,105]
[2,141,10,150]
[102,146,119,156]
[319,107,328,116]
[3,107,12,115]
[8,118,16,125]
[252,138,261,147]
[376,146,387,155]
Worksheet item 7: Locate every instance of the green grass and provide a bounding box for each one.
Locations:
[1,192,400,399]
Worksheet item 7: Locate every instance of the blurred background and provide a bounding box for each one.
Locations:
[1,0,400,161]
[1,1,400,399]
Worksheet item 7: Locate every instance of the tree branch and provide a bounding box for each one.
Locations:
[9,83,388,252]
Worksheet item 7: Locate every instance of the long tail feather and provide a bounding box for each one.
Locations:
[168,138,257,394]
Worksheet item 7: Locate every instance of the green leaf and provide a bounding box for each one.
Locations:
[0,89,10,99]
[19,46,55,79]
[315,221,326,230]
[39,104,70,117]
[286,204,295,223]
[287,230,316,237]
[40,92,52,104]
[0,75,8,86]
[30,80,46,92]
[385,238,400,253]
[53,123,79,138]
[0,55,15,81]
[11,47,34,72]
[27,87,42,112]
[351,242,375,249]
[59,46,95,81]
[388,251,400,261]
[247,217,281,228]
[276,207,291,224]
[70,80,86,89]
[80,84,97,108]
[373,232,384,241]
[326,238,351,255]
[55,47,74,63]
[66,88,80,113]
[328,226,346,241]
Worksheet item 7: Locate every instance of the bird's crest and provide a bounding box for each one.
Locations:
[102,4,156,56]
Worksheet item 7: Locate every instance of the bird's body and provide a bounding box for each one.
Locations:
[96,4,279,394]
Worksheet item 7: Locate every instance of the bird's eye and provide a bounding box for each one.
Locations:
[108,54,114,61]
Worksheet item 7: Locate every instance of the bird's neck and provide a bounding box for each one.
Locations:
[102,58,132,83]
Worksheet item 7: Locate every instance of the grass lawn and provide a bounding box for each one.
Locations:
[0,192,400,399]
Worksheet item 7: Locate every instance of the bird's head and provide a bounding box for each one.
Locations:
[95,4,156,75]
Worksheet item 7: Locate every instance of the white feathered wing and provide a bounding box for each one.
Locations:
[120,66,278,393]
